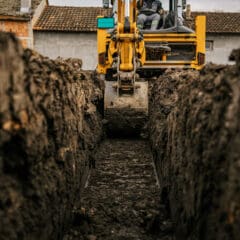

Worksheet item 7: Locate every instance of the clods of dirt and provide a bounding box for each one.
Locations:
[64,140,174,240]
[0,32,103,240]
[149,50,240,240]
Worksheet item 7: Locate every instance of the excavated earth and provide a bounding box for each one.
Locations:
[64,139,173,240]
[0,33,103,240]
[149,50,240,240]
[1,31,240,240]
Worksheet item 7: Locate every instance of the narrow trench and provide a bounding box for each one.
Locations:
[1,34,240,240]
[64,139,174,240]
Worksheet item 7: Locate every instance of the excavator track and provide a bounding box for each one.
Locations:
[64,139,173,240]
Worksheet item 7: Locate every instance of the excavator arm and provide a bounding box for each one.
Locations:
[97,0,148,135]
[97,0,206,135]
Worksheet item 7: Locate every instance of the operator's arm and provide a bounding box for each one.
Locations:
[156,0,163,11]
[137,0,143,9]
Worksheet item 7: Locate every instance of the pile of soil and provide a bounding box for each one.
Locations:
[0,33,103,240]
[149,50,240,239]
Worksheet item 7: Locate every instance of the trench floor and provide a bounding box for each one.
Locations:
[64,139,173,240]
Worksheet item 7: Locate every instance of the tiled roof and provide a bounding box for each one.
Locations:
[185,12,240,33]
[34,6,240,34]
[34,6,112,32]
[0,0,43,17]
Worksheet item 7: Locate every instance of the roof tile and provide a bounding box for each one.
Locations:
[34,6,112,32]
[34,6,240,33]
[185,12,240,33]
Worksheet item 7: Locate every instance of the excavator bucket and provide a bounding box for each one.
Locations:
[104,81,148,136]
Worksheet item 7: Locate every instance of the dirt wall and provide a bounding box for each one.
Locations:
[149,51,240,239]
[0,33,103,240]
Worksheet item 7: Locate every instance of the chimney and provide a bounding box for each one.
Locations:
[21,0,31,13]
[186,4,192,20]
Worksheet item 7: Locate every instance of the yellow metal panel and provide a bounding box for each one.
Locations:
[97,2,206,74]
[196,15,206,69]
[120,43,134,71]
[97,17,108,74]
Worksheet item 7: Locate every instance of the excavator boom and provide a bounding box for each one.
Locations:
[97,0,206,135]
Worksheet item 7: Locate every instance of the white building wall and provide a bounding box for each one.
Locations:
[34,32,98,70]
[34,32,240,69]
[206,34,240,64]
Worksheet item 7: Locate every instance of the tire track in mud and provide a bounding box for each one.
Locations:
[64,139,173,240]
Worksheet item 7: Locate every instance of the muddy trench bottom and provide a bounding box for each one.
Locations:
[64,139,173,240]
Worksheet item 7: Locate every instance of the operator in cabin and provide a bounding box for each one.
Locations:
[137,0,163,30]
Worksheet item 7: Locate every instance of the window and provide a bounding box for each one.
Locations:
[206,40,214,51]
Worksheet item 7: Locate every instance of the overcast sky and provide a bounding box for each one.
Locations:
[48,0,240,12]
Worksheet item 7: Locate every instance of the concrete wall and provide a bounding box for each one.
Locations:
[34,31,240,69]
[34,32,97,70]
[206,33,240,64]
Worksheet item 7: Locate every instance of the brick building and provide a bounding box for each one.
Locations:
[0,0,47,48]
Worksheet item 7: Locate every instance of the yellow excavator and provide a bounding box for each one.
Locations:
[97,0,206,135]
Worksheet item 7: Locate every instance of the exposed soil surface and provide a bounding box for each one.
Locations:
[104,109,148,137]
[1,31,240,240]
[64,139,173,240]
[149,52,240,240]
[0,33,103,240]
